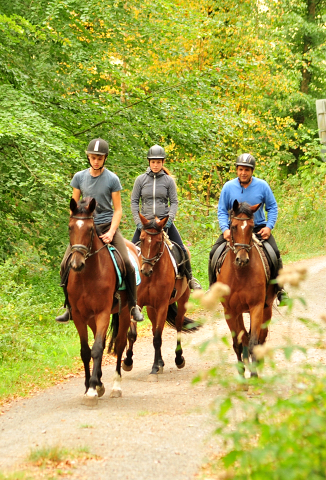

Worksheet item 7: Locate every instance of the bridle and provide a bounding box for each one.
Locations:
[229,215,255,255]
[140,228,166,268]
[70,215,107,259]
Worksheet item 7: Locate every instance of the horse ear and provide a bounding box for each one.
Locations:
[70,198,77,213]
[139,213,150,226]
[87,198,96,214]
[157,216,169,230]
[233,200,239,212]
[250,203,262,213]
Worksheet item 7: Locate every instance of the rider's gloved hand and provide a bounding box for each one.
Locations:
[165,219,173,230]
[137,223,142,231]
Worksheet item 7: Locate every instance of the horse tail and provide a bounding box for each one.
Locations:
[108,313,120,354]
[166,302,201,333]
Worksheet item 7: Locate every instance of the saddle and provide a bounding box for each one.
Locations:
[210,235,277,284]
[107,246,141,291]
[169,241,187,279]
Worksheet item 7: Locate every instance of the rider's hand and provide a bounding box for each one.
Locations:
[223,229,231,241]
[100,229,115,244]
[257,227,271,240]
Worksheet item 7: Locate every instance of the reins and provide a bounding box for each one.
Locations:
[70,214,107,259]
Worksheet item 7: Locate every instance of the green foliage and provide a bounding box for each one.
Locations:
[0,247,81,401]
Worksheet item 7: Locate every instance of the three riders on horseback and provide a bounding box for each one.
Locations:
[56,142,283,323]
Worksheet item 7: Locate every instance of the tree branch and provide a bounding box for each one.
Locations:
[72,71,211,137]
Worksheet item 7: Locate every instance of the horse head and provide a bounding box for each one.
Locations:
[69,197,97,272]
[230,200,261,267]
[139,213,168,277]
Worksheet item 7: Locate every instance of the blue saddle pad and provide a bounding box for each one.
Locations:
[107,246,141,291]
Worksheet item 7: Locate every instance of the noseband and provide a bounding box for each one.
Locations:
[229,215,254,255]
[70,215,106,259]
[141,228,165,268]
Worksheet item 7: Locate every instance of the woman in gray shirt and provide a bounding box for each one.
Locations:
[131,144,201,290]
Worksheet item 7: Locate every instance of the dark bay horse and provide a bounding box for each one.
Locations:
[67,197,139,404]
[117,214,197,380]
[217,200,276,377]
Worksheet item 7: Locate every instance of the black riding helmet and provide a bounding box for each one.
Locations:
[147,144,166,160]
[86,138,109,156]
[236,153,256,170]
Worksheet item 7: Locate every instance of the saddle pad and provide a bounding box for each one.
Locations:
[107,246,141,290]
[166,243,178,276]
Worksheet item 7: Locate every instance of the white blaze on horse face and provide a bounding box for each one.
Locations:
[147,236,151,258]
[241,221,247,230]
[76,220,84,229]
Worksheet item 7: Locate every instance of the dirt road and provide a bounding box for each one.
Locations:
[1,256,326,479]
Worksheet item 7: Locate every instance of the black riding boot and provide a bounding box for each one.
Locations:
[208,259,216,287]
[275,257,287,303]
[55,260,72,323]
[124,269,144,322]
[184,251,202,290]
[55,306,71,323]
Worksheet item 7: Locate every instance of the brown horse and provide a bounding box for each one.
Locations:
[116,214,197,380]
[67,197,139,404]
[217,200,276,377]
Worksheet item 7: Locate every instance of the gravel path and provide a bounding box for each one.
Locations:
[1,256,326,479]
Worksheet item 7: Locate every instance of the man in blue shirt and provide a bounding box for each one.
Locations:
[209,153,284,299]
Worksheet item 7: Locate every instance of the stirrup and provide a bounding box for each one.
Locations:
[130,305,144,322]
[55,308,71,323]
[276,289,288,305]
[188,277,202,290]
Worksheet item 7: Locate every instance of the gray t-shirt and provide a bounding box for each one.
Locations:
[71,168,122,224]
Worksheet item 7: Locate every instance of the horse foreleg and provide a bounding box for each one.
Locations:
[147,306,166,379]
[85,314,110,402]
[225,312,249,376]
[259,304,272,344]
[110,306,130,398]
[249,305,265,377]
[73,318,91,393]
[122,321,137,372]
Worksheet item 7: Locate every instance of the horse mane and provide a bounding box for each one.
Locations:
[230,202,254,219]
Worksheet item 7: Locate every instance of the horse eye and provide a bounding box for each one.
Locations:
[231,225,237,230]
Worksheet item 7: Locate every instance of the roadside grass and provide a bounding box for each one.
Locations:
[0,446,99,480]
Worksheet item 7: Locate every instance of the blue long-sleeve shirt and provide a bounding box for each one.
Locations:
[218,177,278,233]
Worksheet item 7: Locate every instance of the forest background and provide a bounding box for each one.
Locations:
[1,0,326,465]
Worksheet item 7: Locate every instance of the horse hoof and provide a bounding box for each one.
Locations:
[176,358,185,369]
[147,374,158,382]
[110,389,122,398]
[158,366,164,374]
[122,360,133,372]
[96,384,105,398]
[82,394,98,406]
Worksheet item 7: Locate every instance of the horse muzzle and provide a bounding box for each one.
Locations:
[235,253,250,267]
[71,251,86,272]
[141,265,153,277]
